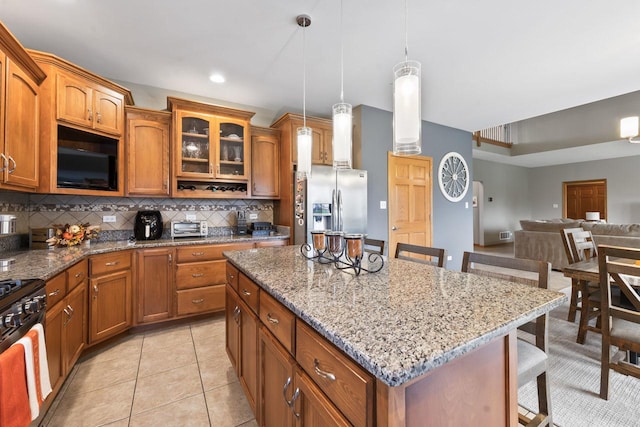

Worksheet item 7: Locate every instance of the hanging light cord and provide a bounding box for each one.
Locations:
[340,0,345,103]
[404,0,409,63]
[302,19,307,128]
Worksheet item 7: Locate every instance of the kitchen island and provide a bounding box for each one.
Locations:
[224,246,566,426]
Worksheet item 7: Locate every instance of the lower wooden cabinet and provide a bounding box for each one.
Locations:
[295,369,350,427]
[225,285,241,370]
[89,251,132,344]
[136,247,174,323]
[258,326,295,427]
[44,260,88,397]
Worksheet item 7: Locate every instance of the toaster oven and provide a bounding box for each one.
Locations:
[170,220,208,238]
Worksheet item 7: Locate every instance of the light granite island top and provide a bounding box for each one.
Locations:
[224,245,566,388]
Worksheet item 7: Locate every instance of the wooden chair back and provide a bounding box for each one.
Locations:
[560,227,585,264]
[394,243,447,268]
[364,238,385,256]
[568,230,598,262]
[597,245,640,399]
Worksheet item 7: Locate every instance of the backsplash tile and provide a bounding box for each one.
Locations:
[0,192,274,235]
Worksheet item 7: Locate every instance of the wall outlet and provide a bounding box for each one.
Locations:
[447,255,453,261]
[380,201,387,209]
[185,213,196,221]
[102,215,116,223]
[249,213,258,220]
[553,203,559,208]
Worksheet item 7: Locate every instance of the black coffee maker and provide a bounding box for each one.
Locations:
[134,211,163,240]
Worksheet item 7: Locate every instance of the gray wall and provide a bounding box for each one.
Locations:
[357,105,474,270]
[528,155,640,223]
[473,159,531,245]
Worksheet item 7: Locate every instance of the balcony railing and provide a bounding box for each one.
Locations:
[472,124,513,148]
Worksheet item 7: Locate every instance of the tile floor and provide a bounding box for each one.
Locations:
[42,314,256,427]
[42,243,570,427]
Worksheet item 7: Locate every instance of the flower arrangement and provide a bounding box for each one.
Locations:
[46,223,100,247]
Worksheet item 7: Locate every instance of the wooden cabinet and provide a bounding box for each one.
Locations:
[259,326,295,427]
[251,126,280,199]
[136,247,174,324]
[56,72,124,136]
[125,106,171,197]
[255,239,288,248]
[29,50,133,196]
[168,97,255,198]
[44,259,88,398]
[239,298,259,414]
[270,113,334,239]
[294,369,350,427]
[226,284,241,371]
[88,251,132,344]
[0,22,46,192]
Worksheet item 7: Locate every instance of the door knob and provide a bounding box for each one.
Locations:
[392,226,398,231]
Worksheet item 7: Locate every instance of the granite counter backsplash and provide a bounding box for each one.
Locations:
[224,246,566,387]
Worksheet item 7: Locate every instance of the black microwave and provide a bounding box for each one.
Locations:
[56,126,118,191]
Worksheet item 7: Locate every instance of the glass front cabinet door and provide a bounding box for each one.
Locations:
[217,119,249,180]
[176,111,214,178]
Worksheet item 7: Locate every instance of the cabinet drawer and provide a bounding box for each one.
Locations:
[90,251,131,276]
[259,291,295,355]
[176,285,225,316]
[66,259,88,291]
[176,260,226,290]
[296,321,373,427]
[237,273,259,314]
[46,272,66,307]
[226,263,239,292]
[176,242,254,263]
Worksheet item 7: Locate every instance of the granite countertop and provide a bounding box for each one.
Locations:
[0,233,288,282]
[224,246,566,387]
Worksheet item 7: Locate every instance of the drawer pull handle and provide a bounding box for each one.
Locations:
[266,313,279,324]
[241,289,251,296]
[313,359,336,381]
[74,272,84,278]
[192,252,205,256]
[48,289,61,297]
[192,273,204,278]
[105,261,119,266]
[228,274,235,280]
[192,298,205,304]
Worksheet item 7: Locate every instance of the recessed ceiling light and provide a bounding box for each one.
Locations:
[209,73,225,83]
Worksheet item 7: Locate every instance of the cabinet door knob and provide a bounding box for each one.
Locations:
[93,285,99,294]
[87,109,93,121]
[7,156,16,174]
[96,112,102,124]
[391,226,398,231]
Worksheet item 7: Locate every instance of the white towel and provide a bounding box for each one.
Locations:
[15,336,38,421]
[32,324,52,400]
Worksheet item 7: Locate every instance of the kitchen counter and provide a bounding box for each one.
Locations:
[0,234,288,282]
[224,245,566,387]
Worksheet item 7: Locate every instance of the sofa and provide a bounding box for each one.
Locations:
[514,219,640,270]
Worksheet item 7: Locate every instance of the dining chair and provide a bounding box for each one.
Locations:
[560,227,584,322]
[364,238,385,256]
[597,244,640,400]
[568,230,602,344]
[461,252,552,427]
[394,243,447,268]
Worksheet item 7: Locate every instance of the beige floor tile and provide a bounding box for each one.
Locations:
[79,334,143,366]
[65,354,140,396]
[46,380,135,427]
[102,418,130,427]
[194,336,228,362]
[205,382,254,427]
[191,315,226,342]
[142,324,193,352]
[130,394,211,427]
[138,340,197,378]
[237,419,259,427]
[132,362,203,415]
[199,355,237,391]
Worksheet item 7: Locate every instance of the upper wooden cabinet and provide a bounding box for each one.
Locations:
[168,97,255,199]
[125,106,171,197]
[57,73,124,136]
[28,49,133,196]
[251,126,280,199]
[0,22,46,192]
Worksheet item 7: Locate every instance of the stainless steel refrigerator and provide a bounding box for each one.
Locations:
[293,165,367,245]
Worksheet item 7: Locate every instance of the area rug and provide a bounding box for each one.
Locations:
[518,290,640,427]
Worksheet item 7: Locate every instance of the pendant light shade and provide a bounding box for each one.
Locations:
[297,126,313,179]
[620,116,640,143]
[296,14,313,179]
[332,102,352,169]
[393,60,421,155]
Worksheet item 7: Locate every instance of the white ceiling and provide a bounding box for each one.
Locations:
[3,0,640,166]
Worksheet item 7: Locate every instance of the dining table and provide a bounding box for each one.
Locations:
[563,258,639,364]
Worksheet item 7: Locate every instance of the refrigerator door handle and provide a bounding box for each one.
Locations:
[332,189,337,231]
[337,189,343,231]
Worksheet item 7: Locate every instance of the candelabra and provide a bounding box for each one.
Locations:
[300,231,383,276]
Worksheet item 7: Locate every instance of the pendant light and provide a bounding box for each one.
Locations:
[296,14,313,179]
[393,0,421,155]
[332,0,352,169]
